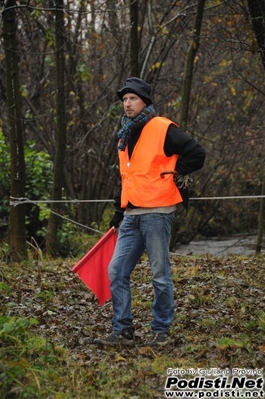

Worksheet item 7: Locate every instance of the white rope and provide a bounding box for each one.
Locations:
[43,207,103,235]
[9,194,265,207]
[9,196,105,235]
[9,196,113,206]
[190,195,265,200]
[8,194,265,236]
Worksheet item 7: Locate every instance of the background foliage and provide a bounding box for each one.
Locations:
[0,0,264,254]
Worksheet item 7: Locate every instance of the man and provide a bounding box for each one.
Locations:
[94,77,206,347]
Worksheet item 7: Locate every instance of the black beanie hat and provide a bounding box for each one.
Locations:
[117,77,152,105]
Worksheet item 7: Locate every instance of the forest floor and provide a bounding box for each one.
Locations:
[1,252,265,398]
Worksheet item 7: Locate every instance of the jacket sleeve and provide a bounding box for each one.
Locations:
[164,124,206,175]
[113,185,125,212]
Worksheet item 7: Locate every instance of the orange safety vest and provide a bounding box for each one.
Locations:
[118,116,183,208]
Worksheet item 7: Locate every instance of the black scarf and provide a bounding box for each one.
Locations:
[117,105,157,151]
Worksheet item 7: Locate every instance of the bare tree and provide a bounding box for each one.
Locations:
[130,0,140,75]
[179,0,206,131]
[247,0,265,253]
[247,0,265,68]
[3,0,27,261]
[46,0,67,256]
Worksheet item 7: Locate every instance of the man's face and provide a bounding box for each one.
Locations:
[122,93,146,119]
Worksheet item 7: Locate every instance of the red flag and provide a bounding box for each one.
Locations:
[72,227,117,306]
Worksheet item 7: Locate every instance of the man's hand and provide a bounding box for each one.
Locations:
[109,211,124,228]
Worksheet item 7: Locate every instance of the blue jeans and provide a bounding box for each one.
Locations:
[108,212,175,334]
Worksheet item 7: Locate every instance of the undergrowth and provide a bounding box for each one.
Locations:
[1,252,265,398]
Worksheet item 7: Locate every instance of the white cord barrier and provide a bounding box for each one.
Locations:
[9,196,113,234]
[8,195,265,235]
[9,197,113,206]
[190,195,265,200]
[9,194,265,207]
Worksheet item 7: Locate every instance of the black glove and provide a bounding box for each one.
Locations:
[109,210,124,228]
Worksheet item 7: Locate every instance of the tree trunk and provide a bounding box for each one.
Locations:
[130,0,140,76]
[3,0,27,261]
[247,0,265,253]
[170,0,206,250]
[180,0,206,131]
[247,0,265,68]
[256,173,265,253]
[46,0,67,256]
